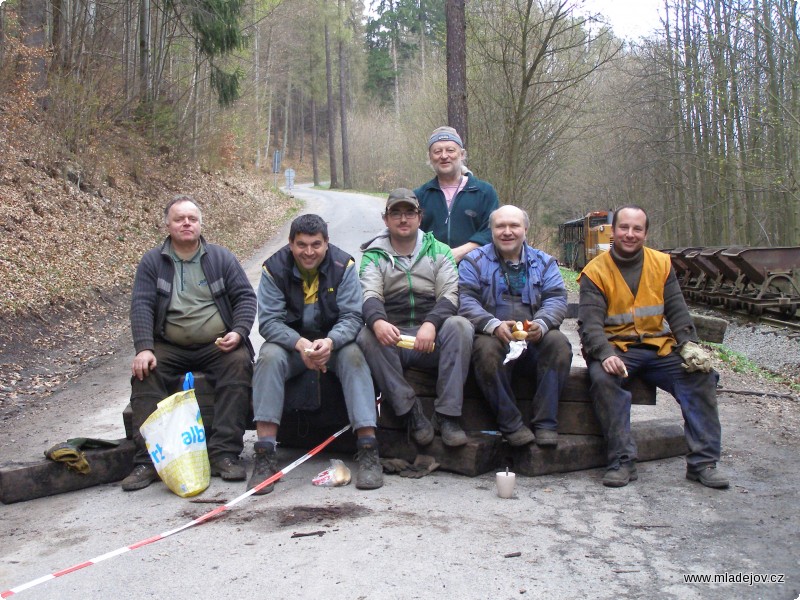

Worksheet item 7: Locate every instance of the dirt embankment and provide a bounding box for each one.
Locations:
[0,118,299,421]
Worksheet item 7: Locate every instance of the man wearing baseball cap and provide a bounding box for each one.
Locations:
[414,126,499,262]
[357,188,473,447]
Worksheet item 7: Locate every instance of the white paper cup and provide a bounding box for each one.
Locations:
[496,471,516,498]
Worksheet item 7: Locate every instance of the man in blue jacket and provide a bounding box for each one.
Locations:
[414,126,499,262]
[459,205,572,447]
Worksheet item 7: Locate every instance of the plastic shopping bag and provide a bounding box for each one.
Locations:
[140,375,210,497]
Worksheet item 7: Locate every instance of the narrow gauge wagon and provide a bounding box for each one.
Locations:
[668,246,800,317]
[558,211,613,270]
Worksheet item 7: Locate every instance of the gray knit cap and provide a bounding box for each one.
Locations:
[428,126,463,149]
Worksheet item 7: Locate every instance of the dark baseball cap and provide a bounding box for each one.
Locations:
[386,188,420,211]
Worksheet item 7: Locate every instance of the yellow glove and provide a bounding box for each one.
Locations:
[44,442,91,474]
[679,341,712,373]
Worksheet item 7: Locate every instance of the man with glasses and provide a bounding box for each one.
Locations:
[357,189,473,447]
[459,205,571,447]
[414,126,499,262]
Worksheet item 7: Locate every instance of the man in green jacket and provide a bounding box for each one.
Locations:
[414,126,499,262]
[357,189,473,447]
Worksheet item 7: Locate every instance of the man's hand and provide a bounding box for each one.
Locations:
[373,319,401,347]
[525,321,543,344]
[132,350,157,381]
[295,337,331,373]
[601,355,629,377]
[451,242,479,263]
[413,322,436,354]
[680,341,712,373]
[214,331,242,353]
[493,320,516,344]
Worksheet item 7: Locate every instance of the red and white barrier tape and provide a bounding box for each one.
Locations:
[1,424,350,598]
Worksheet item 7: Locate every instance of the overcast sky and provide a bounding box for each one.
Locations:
[579,0,665,40]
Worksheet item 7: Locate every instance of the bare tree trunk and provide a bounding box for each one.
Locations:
[19,0,48,105]
[311,96,320,186]
[445,0,468,146]
[254,18,261,168]
[51,0,64,72]
[419,0,425,76]
[283,76,290,159]
[299,91,305,164]
[138,0,150,104]
[391,35,400,119]
[191,42,199,161]
[0,3,6,67]
[338,0,351,188]
[665,3,689,243]
[324,9,339,189]
[265,87,273,167]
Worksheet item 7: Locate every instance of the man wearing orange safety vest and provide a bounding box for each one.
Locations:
[577,206,728,489]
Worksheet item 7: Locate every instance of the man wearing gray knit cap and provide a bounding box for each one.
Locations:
[414,126,499,262]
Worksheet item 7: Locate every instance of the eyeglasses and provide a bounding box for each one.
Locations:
[387,210,420,220]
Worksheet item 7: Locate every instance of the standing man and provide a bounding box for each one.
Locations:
[578,205,728,489]
[357,189,473,447]
[123,195,256,491]
[414,126,499,262]
[459,205,572,447]
[250,214,382,493]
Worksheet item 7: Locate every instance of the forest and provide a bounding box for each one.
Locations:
[1,0,799,254]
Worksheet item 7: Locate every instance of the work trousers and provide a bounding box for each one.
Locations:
[472,330,572,434]
[588,346,722,470]
[251,341,377,431]
[130,340,252,465]
[356,316,473,417]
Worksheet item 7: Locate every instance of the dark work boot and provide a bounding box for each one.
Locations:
[121,464,159,491]
[248,442,279,495]
[210,455,247,481]
[686,464,729,489]
[433,412,468,447]
[534,428,559,447]
[355,437,384,490]
[602,461,638,488]
[407,399,434,446]
[503,425,536,447]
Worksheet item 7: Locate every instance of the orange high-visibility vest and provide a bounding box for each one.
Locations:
[579,247,676,356]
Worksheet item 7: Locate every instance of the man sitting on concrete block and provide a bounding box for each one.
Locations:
[124,195,256,492]
[357,188,473,448]
[458,205,572,447]
[578,205,728,489]
[251,214,382,494]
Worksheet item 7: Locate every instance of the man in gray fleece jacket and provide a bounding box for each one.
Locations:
[357,188,473,447]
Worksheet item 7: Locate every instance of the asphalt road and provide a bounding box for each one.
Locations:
[1,186,798,600]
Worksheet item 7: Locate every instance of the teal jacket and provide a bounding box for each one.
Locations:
[414,174,499,248]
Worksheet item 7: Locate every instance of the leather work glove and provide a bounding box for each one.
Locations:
[44,442,91,474]
[398,455,440,479]
[380,458,411,474]
[679,341,712,373]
